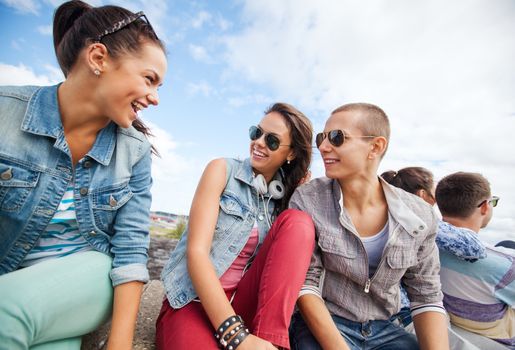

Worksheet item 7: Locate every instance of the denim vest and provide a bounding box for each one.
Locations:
[161,158,276,308]
[0,85,152,286]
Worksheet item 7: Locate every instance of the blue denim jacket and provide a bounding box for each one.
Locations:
[161,158,275,309]
[0,85,152,286]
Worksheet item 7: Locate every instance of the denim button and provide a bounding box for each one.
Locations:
[418,225,425,230]
[83,160,92,168]
[413,230,419,235]
[23,244,31,250]
[109,195,118,207]
[80,187,88,196]
[89,231,97,236]
[1,168,12,180]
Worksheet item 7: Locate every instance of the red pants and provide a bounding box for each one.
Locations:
[155,209,315,349]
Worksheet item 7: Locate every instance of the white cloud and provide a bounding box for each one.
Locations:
[216,14,231,31]
[222,0,515,241]
[188,44,211,63]
[186,81,213,97]
[146,122,206,215]
[37,25,52,35]
[1,0,40,14]
[192,11,212,29]
[0,62,63,86]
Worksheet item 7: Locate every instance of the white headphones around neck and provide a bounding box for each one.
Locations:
[252,173,285,228]
[251,174,285,200]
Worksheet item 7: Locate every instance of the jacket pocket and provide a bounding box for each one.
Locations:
[318,232,357,274]
[384,247,419,289]
[91,183,133,233]
[0,160,40,212]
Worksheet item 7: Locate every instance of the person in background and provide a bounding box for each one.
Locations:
[0,1,167,349]
[157,103,315,350]
[435,172,514,348]
[289,103,449,350]
[381,166,437,332]
[381,167,436,206]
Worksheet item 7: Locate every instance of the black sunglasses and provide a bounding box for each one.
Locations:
[249,125,290,151]
[477,196,500,208]
[94,11,158,43]
[315,130,376,148]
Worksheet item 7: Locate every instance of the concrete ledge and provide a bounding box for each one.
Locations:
[81,280,164,350]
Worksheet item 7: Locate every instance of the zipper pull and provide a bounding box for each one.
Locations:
[364,279,371,293]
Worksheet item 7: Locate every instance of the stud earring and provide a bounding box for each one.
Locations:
[287,160,291,165]
[94,69,101,76]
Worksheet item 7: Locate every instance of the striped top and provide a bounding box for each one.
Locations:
[21,185,92,267]
[437,221,515,347]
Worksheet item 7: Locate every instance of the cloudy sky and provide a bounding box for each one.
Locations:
[1,0,514,244]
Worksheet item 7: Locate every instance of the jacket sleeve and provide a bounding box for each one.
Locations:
[289,189,324,298]
[109,148,152,286]
[403,210,444,307]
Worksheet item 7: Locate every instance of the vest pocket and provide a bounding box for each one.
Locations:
[214,193,248,240]
[0,160,40,212]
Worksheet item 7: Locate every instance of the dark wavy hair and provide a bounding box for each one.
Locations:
[264,103,313,214]
[53,0,165,154]
[381,167,434,199]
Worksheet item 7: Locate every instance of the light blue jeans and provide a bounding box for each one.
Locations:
[0,251,113,350]
[289,311,419,350]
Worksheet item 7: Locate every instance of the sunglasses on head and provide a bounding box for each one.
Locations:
[249,125,290,151]
[477,196,500,208]
[315,130,376,148]
[94,11,158,43]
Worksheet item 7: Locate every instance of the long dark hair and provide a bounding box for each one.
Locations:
[265,103,313,214]
[53,0,165,154]
[382,167,434,198]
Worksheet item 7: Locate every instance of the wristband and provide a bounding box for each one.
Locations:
[215,315,243,344]
[226,327,250,350]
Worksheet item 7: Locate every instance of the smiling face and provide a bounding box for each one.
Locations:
[96,42,167,128]
[318,111,378,180]
[250,111,294,181]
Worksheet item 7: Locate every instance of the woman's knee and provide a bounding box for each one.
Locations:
[0,298,33,349]
[275,209,315,242]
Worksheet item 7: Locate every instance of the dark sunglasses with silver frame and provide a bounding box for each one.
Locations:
[93,11,158,43]
[477,196,500,208]
[249,125,290,152]
[315,129,376,148]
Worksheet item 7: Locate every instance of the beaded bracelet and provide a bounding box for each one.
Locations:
[214,315,243,343]
[226,327,250,350]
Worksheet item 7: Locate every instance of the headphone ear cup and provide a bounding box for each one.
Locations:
[268,180,285,200]
[252,174,268,195]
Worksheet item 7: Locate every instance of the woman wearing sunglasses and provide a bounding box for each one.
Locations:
[0,1,166,349]
[288,103,450,350]
[157,103,314,350]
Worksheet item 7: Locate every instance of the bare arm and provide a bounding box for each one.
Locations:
[297,295,350,350]
[187,159,275,350]
[413,311,449,350]
[106,281,143,350]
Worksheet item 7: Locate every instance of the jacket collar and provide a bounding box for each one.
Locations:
[234,158,254,186]
[333,176,428,236]
[20,84,116,166]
